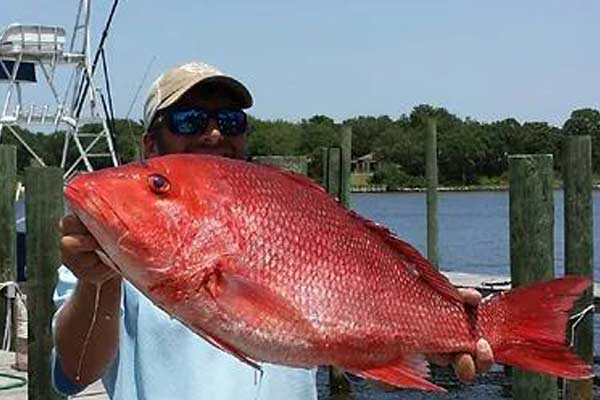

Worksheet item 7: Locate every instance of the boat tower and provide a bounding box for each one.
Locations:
[0,0,119,178]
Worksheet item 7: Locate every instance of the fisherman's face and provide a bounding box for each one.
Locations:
[143,84,247,160]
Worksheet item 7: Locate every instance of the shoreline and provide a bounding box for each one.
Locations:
[352,184,600,193]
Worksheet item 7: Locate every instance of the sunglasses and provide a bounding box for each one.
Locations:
[164,107,247,136]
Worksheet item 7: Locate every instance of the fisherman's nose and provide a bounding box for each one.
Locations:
[200,119,223,143]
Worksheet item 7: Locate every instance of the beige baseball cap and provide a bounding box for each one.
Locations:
[143,62,253,129]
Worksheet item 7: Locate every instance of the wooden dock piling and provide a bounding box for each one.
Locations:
[322,130,353,396]
[425,118,439,267]
[25,166,65,400]
[0,145,17,349]
[322,147,341,197]
[339,126,352,207]
[509,154,557,400]
[562,136,594,400]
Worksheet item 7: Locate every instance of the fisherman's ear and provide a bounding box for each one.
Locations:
[142,132,158,158]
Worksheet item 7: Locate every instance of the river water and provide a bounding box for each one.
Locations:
[351,191,600,278]
[315,191,598,399]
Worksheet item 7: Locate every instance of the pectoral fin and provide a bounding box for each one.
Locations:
[204,267,313,334]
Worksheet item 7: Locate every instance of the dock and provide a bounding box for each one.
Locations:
[0,351,107,400]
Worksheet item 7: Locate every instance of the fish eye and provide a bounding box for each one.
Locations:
[148,174,171,194]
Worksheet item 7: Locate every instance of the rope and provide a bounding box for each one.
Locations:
[76,283,101,382]
[2,297,11,352]
[0,281,26,352]
[14,182,23,202]
[569,304,595,347]
[0,372,27,390]
[560,303,595,397]
[0,281,28,392]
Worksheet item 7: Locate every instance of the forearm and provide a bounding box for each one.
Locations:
[55,276,121,385]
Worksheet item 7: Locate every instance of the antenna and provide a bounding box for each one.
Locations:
[126,56,156,121]
[125,56,156,161]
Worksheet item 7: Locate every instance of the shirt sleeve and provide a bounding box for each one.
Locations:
[51,348,88,395]
[51,265,88,396]
[53,265,78,309]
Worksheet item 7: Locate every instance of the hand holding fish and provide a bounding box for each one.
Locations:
[56,213,121,385]
[372,289,493,390]
[427,289,494,382]
[60,214,120,285]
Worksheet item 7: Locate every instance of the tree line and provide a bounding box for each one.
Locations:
[2,105,599,188]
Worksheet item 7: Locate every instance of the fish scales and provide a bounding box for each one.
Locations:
[64,154,593,391]
[217,160,473,358]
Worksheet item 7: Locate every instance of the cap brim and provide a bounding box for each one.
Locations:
[158,75,253,112]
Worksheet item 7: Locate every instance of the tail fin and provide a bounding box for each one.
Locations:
[479,276,594,380]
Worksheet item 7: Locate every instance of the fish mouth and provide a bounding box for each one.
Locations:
[64,183,94,220]
[95,248,122,274]
[66,181,129,230]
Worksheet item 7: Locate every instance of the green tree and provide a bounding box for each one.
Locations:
[373,124,425,178]
[343,115,393,158]
[298,115,340,179]
[371,162,425,189]
[248,119,302,156]
[563,108,600,172]
[478,118,520,178]
[112,118,144,163]
[438,120,487,185]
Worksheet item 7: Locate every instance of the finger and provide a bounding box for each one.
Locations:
[453,354,476,383]
[62,251,101,269]
[66,259,118,284]
[475,338,494,373]
[60,214,89,235]
[457,288,482,306]
[60,234,100,253]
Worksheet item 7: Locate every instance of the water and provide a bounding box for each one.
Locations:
[314,191,598,399]
[351,190,600,277]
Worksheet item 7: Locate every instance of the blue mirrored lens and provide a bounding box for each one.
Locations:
[170,109,208,135]
[217,110,247,135]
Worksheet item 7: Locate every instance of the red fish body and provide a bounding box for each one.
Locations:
[65,154,593,391]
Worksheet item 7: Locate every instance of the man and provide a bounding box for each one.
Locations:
[53,62,493,399]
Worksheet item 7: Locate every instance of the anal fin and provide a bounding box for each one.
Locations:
[349,354,445,392]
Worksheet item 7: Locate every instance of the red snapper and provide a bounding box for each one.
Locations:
[64,154,593,391]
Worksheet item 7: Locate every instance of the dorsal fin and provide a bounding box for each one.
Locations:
[346,210,464,306]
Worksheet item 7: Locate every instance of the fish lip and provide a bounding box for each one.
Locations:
[65,183,127,277]
[64,180,131,250]
[64,183,89,215]
[95,248,122,274]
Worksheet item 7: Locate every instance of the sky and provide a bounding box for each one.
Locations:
[1,0,599,127]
